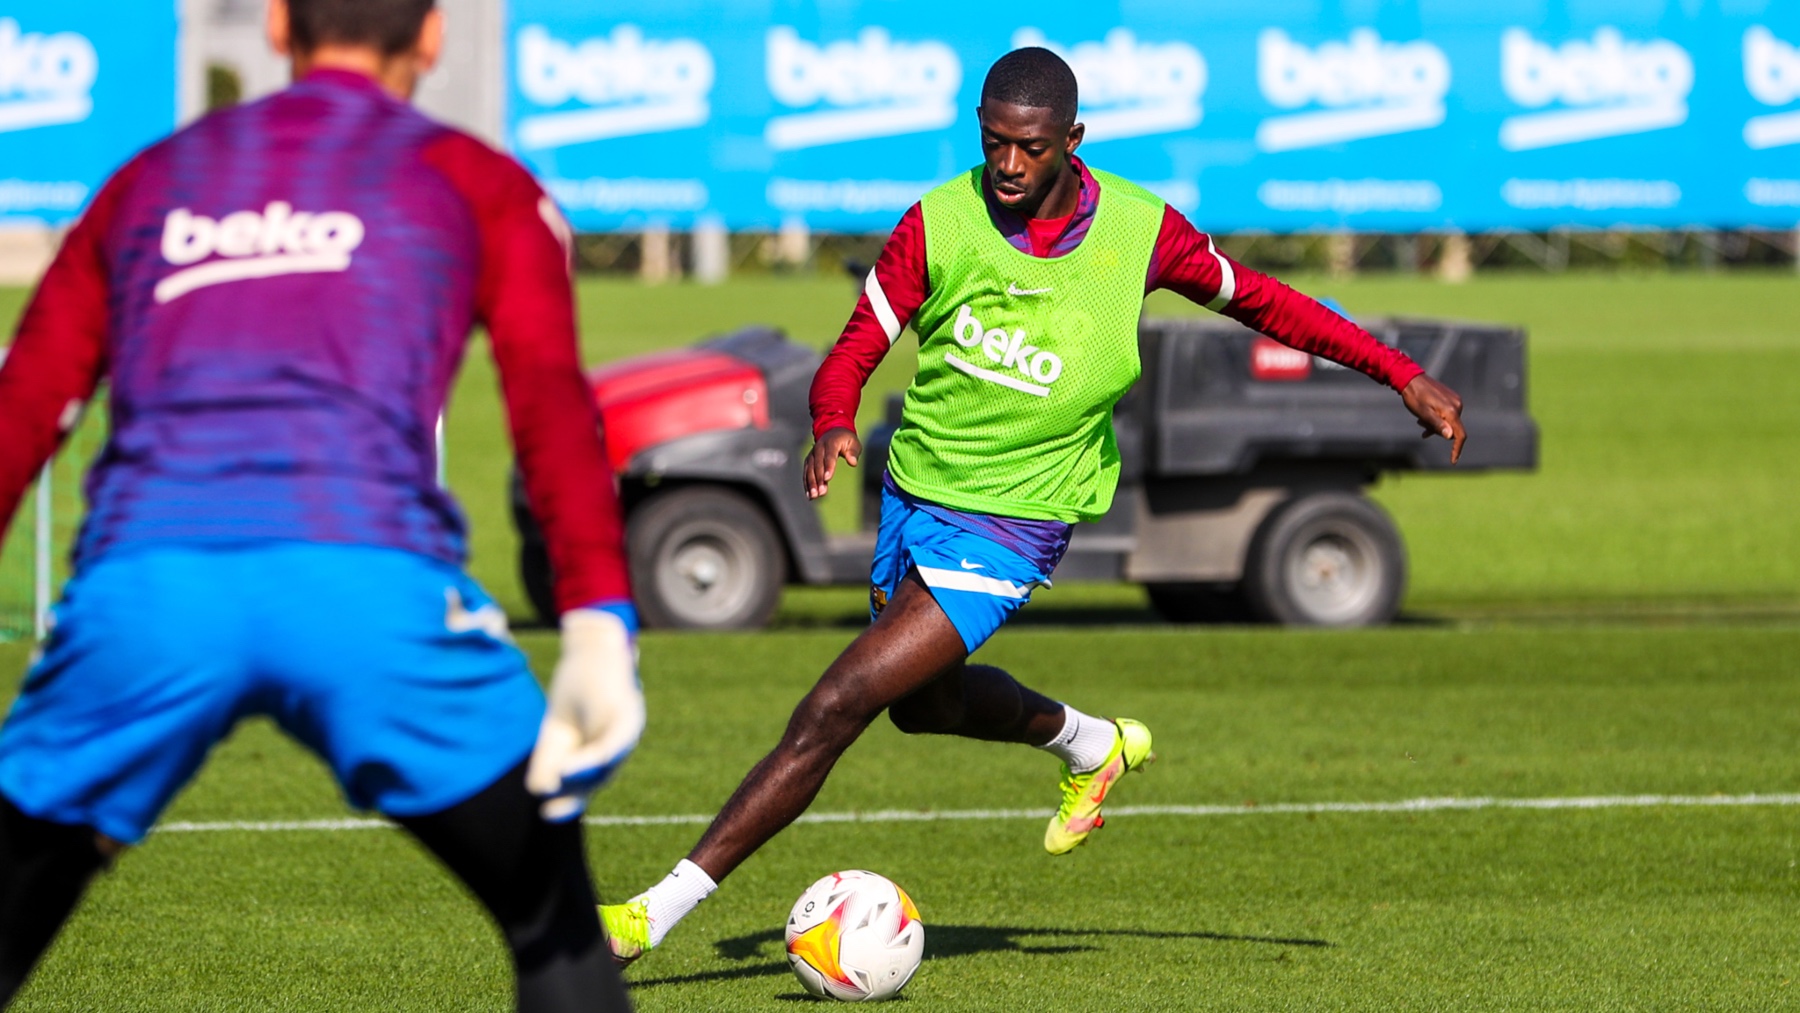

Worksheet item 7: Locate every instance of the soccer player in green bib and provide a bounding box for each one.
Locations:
[601,47,1467,967]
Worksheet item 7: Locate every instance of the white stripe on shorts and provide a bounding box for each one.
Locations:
[915,565,1032,600]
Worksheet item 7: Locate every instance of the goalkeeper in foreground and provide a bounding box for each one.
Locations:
[601,47,1467,963]
[0,1,640,1009]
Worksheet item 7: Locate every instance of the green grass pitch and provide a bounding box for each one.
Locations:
[1,272,1798,1009]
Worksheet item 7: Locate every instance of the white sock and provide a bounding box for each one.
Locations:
[1037,705,1117,774]
[640,859,718,947]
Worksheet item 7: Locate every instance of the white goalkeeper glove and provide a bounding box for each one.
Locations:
[525,605,645,821]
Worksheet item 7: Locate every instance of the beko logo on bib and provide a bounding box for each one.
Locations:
[0,17,97,134]
[764,27,960,150]
[514,24,713,150]
[1010,28,1205,141]
[1500,28,1692,150]
[1744,26,1800,150]
[944,304,1064,398]
[156,203,365,304]
[1255,29,1449,152]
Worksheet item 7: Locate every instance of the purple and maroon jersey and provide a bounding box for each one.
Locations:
[0,69,629,612]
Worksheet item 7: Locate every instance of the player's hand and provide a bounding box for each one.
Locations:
[526,607,645,821]
[1400,374,1467,464]
[804,427,862,500]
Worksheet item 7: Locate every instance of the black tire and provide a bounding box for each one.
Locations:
[1145,583,1252,624]
[1241,492,1406,627]
[520,537,558,628]
[628,486,786,630]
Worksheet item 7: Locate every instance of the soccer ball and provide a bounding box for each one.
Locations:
[784,870,924,1002]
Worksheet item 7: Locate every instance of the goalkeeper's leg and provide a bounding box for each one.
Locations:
[0,796,113,1008]
[398,761,631,1013]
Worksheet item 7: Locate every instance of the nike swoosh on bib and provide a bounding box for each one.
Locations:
[1007,283,1053,296]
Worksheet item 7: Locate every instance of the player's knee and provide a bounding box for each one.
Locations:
[786,686,874,756]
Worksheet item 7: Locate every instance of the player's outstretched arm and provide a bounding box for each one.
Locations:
[1147,205,1467,463]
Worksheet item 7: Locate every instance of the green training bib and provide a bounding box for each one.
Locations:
[886,166,1164,523]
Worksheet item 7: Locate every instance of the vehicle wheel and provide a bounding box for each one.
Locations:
[1241,492,1406,627]
[629,486,786,630]
[1144,583,1251,624]
[520,537,558,628]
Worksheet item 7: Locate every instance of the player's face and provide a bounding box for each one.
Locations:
[978,103,1084,217]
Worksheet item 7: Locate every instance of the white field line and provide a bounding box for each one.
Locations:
[153,792,1800,835]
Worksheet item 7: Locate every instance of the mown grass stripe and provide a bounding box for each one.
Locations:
[153,792,1800,834]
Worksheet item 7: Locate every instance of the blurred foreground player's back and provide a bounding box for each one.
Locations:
[0,2,644,1009]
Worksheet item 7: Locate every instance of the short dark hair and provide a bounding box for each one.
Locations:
[981,47,1079,125]
[288,0,436,56]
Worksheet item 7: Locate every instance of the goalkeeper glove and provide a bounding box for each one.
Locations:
[525,603,644,821]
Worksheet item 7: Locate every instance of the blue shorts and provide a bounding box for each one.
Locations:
[870,484,1057,654]
[0,542,544,844]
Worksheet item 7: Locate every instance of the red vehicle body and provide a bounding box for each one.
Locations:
[588,350,770,471]
[514,328,854,629]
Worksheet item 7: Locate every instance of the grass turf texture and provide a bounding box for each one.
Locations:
[0,272,1797,1008]
[3,624,1799,1010]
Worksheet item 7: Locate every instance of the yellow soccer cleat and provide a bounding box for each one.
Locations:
[1044,718,1155,856]
[599,897,654,967]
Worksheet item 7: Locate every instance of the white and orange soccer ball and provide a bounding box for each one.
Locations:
[784,870,924,1002]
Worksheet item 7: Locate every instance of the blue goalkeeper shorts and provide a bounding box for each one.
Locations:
[870,479,1068,654]
[0,542,544,844]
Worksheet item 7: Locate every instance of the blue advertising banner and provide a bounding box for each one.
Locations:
[0,3,178,226]
[506,1,1800,234]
